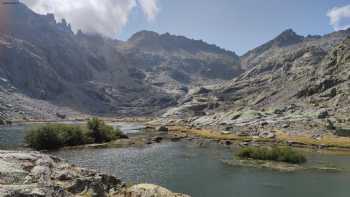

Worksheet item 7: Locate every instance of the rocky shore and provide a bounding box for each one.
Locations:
[0,150,190,197]
[148,123,350,151]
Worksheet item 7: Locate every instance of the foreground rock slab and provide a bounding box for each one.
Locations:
[0,150,190,197]
[112,184,190,197]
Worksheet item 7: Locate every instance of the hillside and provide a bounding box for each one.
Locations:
[164,29,350,135]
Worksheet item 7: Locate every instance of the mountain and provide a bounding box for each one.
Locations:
[0,3,242,120]
[240,29,304,70]
[117,31,242,95]
[165,28,350,134]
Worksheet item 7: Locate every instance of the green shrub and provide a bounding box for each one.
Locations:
[26,124,91,150]
[87,118,123,143]
[237,146,306,164]
[25,118,125,150]
[25,125,64,150]
[54,124,93,146]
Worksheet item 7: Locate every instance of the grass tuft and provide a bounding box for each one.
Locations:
[237,146,307,164]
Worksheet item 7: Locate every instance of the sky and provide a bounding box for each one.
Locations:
[21,0,350,55]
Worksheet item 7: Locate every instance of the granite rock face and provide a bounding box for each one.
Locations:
[0,150,122,197]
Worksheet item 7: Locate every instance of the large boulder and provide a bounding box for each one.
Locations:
[113,184,191,197]
[259,131,276,139]
[0,150,122,197]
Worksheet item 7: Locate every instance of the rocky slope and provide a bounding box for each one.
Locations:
[0,150,190,197]
[164,29,350,135]
[117,31,241,97]
[0,3,241,120]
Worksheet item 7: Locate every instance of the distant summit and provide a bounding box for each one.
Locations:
[125,30,239,58]
[128,30,160,42]
[241,29,304,69]
[272,29,304,47]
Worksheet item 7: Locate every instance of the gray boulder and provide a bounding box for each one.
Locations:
[112,184,191,197]
[259,131,276,139]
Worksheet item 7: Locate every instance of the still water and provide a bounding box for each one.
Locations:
[0,124,29,149]
[1,124,350,197]
[52,141,350,197]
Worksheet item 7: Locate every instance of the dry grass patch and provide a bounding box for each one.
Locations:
[276,130,350,149]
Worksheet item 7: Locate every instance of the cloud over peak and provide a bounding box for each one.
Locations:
[327,4,350,31]
[20,0,160,38]
[138,0,159,21]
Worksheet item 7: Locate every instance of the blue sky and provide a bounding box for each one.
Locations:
[22,0,350,55]
[118,0,350,55]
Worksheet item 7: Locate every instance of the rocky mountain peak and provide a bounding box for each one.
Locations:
[125,30,239,61]
[272,28,304,47]
[241,29,305,69]
[128,30,160,42]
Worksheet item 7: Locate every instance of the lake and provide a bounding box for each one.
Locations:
[1,123,350,197]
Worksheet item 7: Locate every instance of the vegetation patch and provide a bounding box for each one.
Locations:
[335,127,350,137]
[25,118,126,150]
[326,119,350,137]
[237,146,307,164]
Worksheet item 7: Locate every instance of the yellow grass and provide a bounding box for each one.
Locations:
[276,130,350,149]
[168,126,350,150]
[168,126,273,142]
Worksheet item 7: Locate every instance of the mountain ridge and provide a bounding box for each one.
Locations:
[163,27,350,136]
[0,3,243,120]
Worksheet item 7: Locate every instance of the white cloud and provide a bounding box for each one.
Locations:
[327,4,350,31]
[138,0,159,21]
[20,0,160,38]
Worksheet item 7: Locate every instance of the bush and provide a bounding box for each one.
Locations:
[25,118,125,150]
[237,146,306,164]
[54,124,93,146]
[87,118,123,143]
[25,125,64,150]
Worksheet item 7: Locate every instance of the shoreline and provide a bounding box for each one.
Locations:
[2,119,350,154]
[163,124,350,153]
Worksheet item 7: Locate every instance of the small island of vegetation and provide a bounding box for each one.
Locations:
[237,146,306,164]
[25,118,127,150]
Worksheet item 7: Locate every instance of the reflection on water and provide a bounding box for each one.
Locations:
[52,142,350,197]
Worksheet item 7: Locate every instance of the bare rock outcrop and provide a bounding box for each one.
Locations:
[0,151,190,197]
[112,184,190,197]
